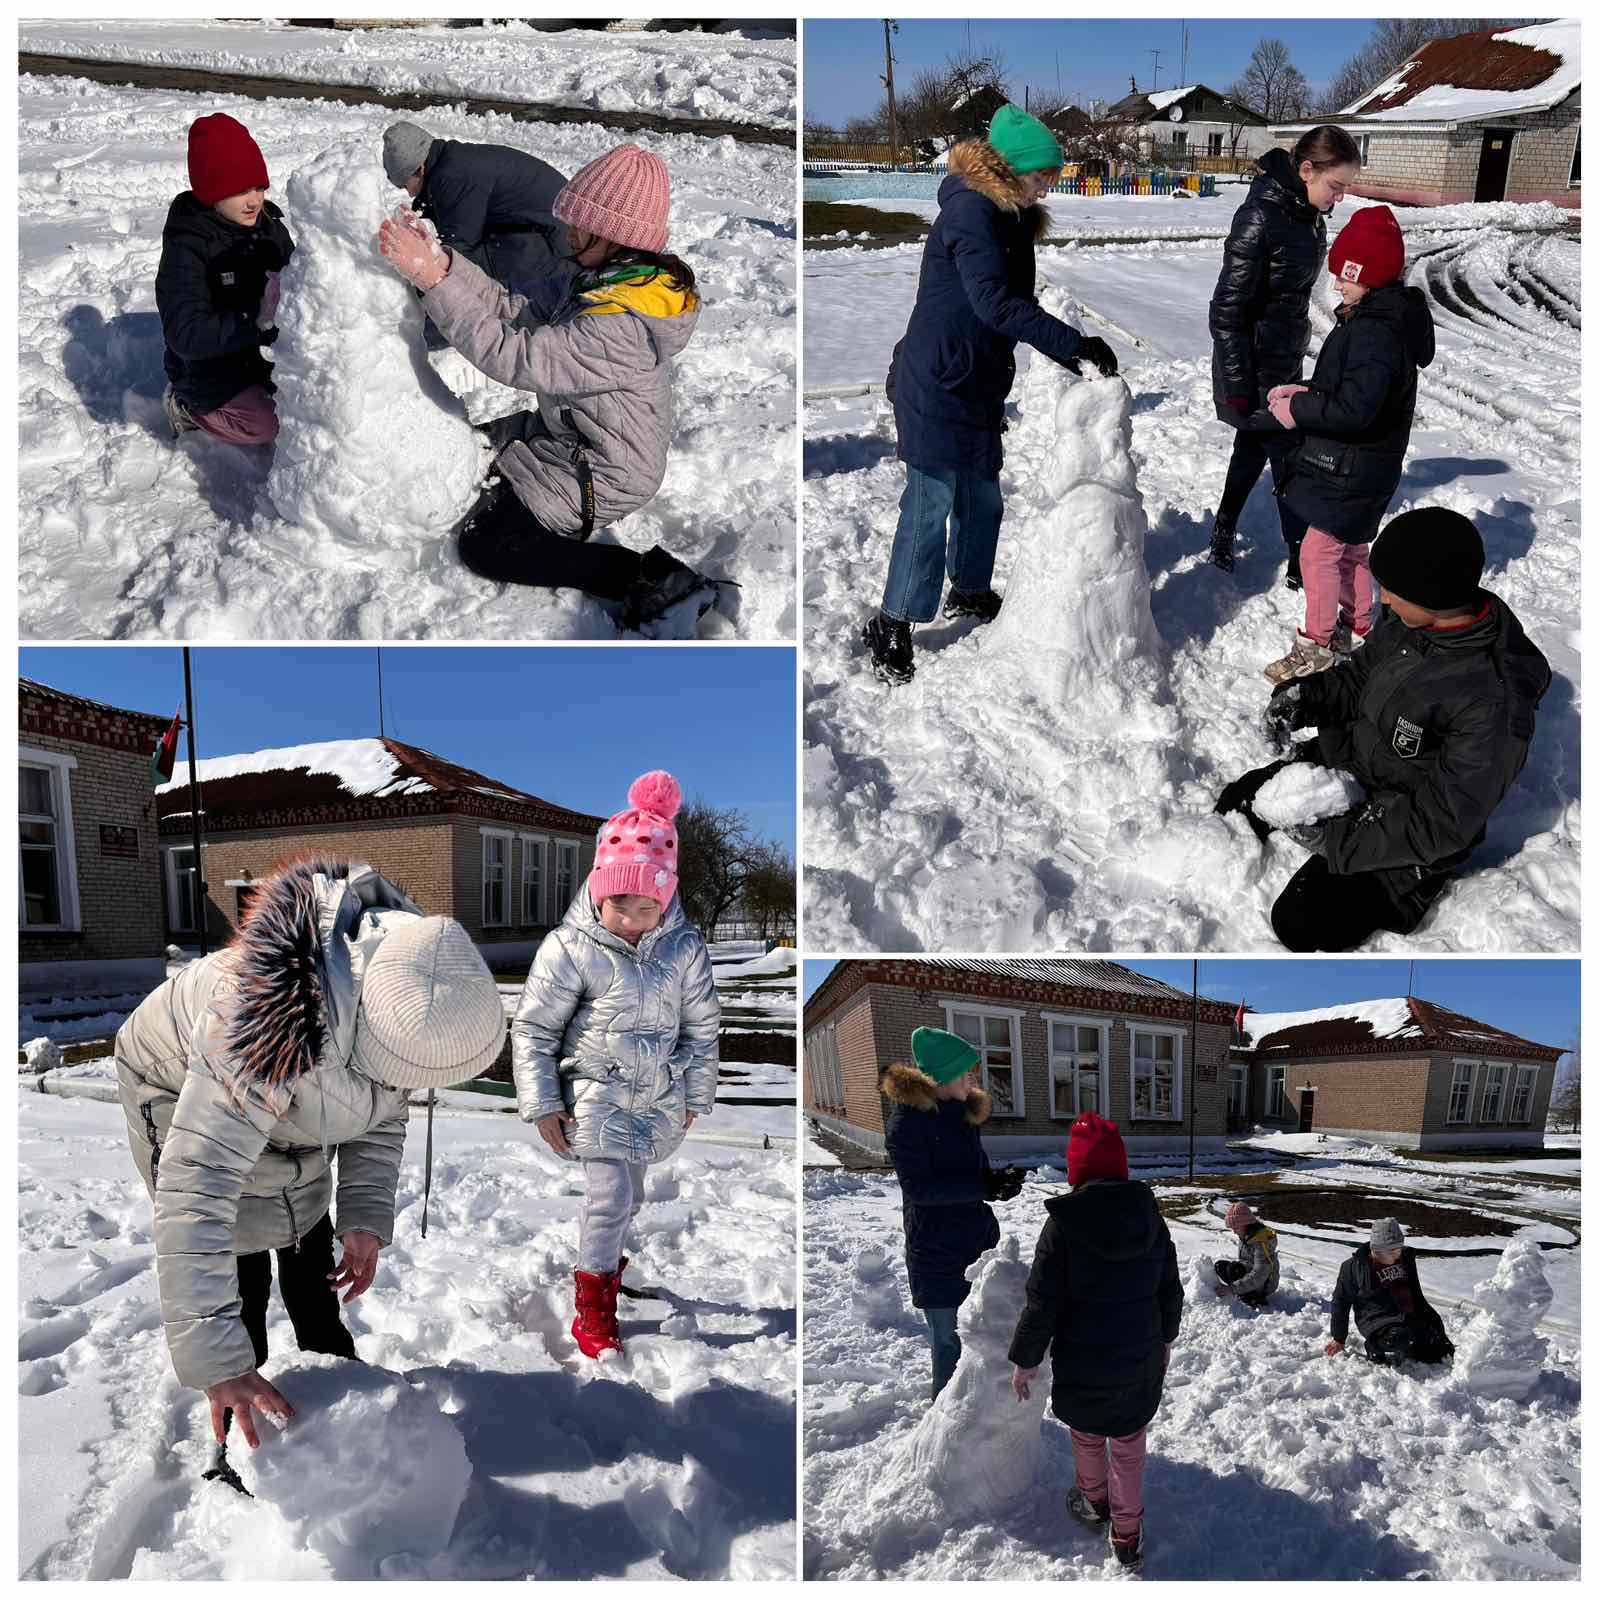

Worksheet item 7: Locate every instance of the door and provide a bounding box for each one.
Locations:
[1297,1087,1316,1134]
[1474,129,1515,202]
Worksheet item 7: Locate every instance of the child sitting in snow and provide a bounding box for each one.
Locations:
[511,771,720,1359]
[376,144,728,633]
[156,113,294,445]
[1212,1201,1280,1306]
[1326,1217,1454,1366]
[1261,205,1434,683]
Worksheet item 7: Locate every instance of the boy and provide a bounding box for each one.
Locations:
[1326,1218,1454,1366]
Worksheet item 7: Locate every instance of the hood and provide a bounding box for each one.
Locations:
[563,884,688,959]
[1250,146,1317,225]
[879,1061,993,1125]
[1044,1179,1162,1262]
[576,268,700,359]
[1357,281,1435,368]
[942,140,1051,238]
[1426,592,1552,703]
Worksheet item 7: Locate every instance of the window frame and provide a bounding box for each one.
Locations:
[1569,130,1580,186]
[1266,1064,1287,1120]
[1226,1062,1248,1121]
[18,749,80,932]
[162,843,201,934]
[1130,1022,1185,1122]
[1446,1059,1478,1124]
[1478,1060,1509,1124]
[517,832,548,926]
[1508,1065,1538,1124]
[1040,1010,1108,1122]
[480,827,513,929]
[941,1002,1026,1119]
[554,839,579,914]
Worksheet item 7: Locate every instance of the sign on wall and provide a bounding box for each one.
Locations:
[98,824,139,859]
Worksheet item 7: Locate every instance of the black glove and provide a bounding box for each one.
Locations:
[1262,682,1307,752]
[1062,334,1118,378]
[986,1166,1025,1202]
[1280,819,1328,853]
[1214,760,1289,843]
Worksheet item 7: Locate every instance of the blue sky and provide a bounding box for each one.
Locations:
[22,647,796,850]
[803,959,1579,1052]
[805,18,1383,127]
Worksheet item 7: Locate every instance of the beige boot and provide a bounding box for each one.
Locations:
[1329,621,1368,656]
[1264,630,1336,684]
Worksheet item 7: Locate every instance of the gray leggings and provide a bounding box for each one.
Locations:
[578,1158,647,1273]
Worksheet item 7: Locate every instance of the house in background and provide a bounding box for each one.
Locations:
[19,679,169,992]
[1102,81,1272,168]
[1272,19,1580,208]
[804,959,1236,1156]
[157,737,604,964]
[1232,996,1564,1151]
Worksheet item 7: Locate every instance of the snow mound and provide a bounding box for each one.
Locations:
[22,1037,63,1074]
[849,1247,904,1329]
[266,136,485,556]
[1455,1236,1555,1401]
[427,343,532,426]
[1253,764,1365,829]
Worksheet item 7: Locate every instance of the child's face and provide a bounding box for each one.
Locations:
[1372,1245,1402,1266]
[213,188,266,228]
[935,1067,979,1099]
[1336,275,1373,307]
[566,227,619,268]
[600,894,664,945]
[404,169,425,199]
[1300,160,1359,213]
[1379,587,1437,629]
[1019,170,1056,204]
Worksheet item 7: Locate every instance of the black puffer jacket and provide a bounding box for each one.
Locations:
[1209,147,1328,420]
[882,1063,999,1309]
[1283,284,1436,543]
[1330,1244,1450,1347]
[1293,592,1551,916]
[156,193,294,414]
[1008,1180,1182,1438]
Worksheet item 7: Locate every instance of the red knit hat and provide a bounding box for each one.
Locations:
[188,113,270,207]
[1328,205,1404,290]
[1067,1112,1129,1186]
[553,144,671,254]
[588,770,682,909]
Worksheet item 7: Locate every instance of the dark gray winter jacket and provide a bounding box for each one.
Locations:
[1330,1244,1448,1345]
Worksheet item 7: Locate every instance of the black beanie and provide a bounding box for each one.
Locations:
[1369,507,1485,610]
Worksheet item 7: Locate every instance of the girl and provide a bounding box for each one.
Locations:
[1009,1114,1181,1572]
[864,104,1118,686]
[1206,125,1362,581]
[1262,203,1435,683]
[376,145,726,633]
[511,771,720,1358]
[156,113,294,445]
[1212,1200,1281,1306]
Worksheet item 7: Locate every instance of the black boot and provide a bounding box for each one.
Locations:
[201,1442,253,1498]
[943,588,1003,622]
[862,610,914,685]
[618,546,731,633]
[1285,537,1304,592]
[1206,513,1237,573]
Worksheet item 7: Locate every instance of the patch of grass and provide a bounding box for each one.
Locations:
[805,200,929,247]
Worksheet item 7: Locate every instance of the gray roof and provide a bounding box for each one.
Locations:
[909,958,1198,1003]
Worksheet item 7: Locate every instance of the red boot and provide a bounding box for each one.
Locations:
[572,1268,623,1359]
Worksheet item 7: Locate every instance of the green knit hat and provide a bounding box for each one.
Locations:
[911,1026,981,1084]
[987,104,1063,176]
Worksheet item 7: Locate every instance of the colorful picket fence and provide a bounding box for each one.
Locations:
[1048,172,1216,197]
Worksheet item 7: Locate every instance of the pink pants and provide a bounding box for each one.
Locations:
[193,383,278,445]
[1300,525,1372,647]
[1071,1425,1147,1536]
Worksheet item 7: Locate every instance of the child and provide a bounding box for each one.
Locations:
[1009,1114,1181,1571]
[1212,1201,1280,1306]
[156,113,294,445]
[863,104,1118,686]
[1262,203,1435,682]
[511,771,720,1359]
[1326,1218,1454,1366]
[376,145,726,631]
[882,1027,1023,1399]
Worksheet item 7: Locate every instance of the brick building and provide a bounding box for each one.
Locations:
[156,737,605,963]
[804,960,1236,1156]
[19,679,170,989]
[1231,996,1564,1151]
[1272,20,1580,208]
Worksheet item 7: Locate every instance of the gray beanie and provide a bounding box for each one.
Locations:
[1370,1216,1405,1251]
[351,917,505,1089]
[383,121,434,188]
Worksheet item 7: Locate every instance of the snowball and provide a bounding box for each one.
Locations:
[22,1037,63,1075]
[265,135,486,556]
[848,1247,903,1330]
[1253,764,1365,829]
[1455,1236,1555,1401]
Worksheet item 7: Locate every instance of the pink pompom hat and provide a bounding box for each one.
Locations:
[588,770,683,908]
[1226,1201,1260,1234]
[552,144,671,255]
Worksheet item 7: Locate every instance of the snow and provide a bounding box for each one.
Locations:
[848,1247,905,1331]
[156,736,434,799]
[1145,86,1197,112]
[21,1038,65,1073]
[804,1135,842,1168]
[1242,997,1422,1047]
[1252,764,1366,829]
[1454,1237,1554,1401]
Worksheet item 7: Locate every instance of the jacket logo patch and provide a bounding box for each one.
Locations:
[1392,714,1423,758]
[221,271,235,285]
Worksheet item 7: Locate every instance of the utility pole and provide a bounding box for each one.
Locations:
[1179,22,1189,87]
[181,647,208,959]
[1188,959,1198,1181]
[1146,48,1164,91]
[882,19,900,167]
[377,646,386,739]
[1408,959,1416,998]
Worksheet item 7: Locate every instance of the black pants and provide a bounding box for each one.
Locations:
[1214,1257,1271,1307]
[1367,1318,1454,1367]
[457,478,644,599]
[1271,854,1450,953]
[1218,427,1307,551]
[236,1213,357,1369]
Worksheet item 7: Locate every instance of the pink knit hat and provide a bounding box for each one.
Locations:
[588,771,682,909]
[1226,1201,1260,1234]
[552,144,671,254]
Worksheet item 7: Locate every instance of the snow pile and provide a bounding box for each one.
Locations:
[1453,1236,1554,1401]
[265,135,486,559]
[849,1247,904,1329]
[427,343,530,426]
[21,1038,64,1074]
[1253,764,1365,829]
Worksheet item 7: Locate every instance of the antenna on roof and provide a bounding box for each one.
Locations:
[377,647,385,740]
[1407,959,1415,998]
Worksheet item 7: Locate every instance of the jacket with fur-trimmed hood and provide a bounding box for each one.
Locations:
[890,139,1084,474]
[115,860,428,1391]
[882,1062,1000,1308]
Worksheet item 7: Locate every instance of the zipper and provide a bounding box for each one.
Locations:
[282,1151,303,1251]
[140,1103,163,1184]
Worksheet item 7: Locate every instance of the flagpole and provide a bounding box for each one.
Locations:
[183,648,208,958]
[1188,959,1198,1182]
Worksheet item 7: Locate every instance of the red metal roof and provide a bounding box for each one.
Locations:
[1355,27,1567,114]
[1249,995,1563,1061]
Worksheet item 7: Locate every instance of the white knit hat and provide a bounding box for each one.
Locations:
[351,917,505,1089]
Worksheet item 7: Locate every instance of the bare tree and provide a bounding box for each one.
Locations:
[1059,111,1137,177]
[675,798,759,933]
[740,841,796,940]
[1549,1038,1580,1133]
[1231,36,1311,123]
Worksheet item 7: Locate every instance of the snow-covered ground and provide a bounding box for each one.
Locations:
[20,19,796,130]
[803,192,1580,949]
[803,1141,1580,1579]
[19,62,795,641]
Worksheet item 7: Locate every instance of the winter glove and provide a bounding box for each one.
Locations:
[1262,682,1306,751]
[1214,760,1290,844]
[1280,819,1328,853]
[1061,335,1118,378]
[986,1166,1025,1202]
[256,270,281,331]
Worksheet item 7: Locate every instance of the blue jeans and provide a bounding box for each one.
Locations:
[924,1305,962,1400]
[882,465,1005,624]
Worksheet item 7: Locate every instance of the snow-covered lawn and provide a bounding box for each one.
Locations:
[803,1143,1580,1579]
[802,193,1579,950]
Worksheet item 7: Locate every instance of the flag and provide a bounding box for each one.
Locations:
[1234,999,1248,1037]
[151,712,182,786]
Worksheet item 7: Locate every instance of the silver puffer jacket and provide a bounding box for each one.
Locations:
[114,861,424,1392]
[511,891,720,1163]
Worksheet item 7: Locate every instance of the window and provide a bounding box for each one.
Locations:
[1044,1016,1105,1119]
[1508,1066,1537,1124]
[1571,131,1580,185]
[481,830,511,927]
[1478,1063,1508,1123]
[19,753,79,931]
[808,1024,843,1109]
[1207,131,1223,157]
[1131,1027,1183,1121]
[519,834,547,925]
[1171,129,1187,151]
[1267,1066,1287,1120]
[555,841,578,912]
[945,1005,1023,1117]
[1447,1061,1477,1124]
[1361,132,1372,166]
[1226,1063,1247,1121]
[164,845,200,933]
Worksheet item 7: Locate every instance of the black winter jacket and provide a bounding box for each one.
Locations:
[156,194,294,414]
[882,1063,999,1309]
[1330,1244,1449,1346]
[1209,147,1328,421]
[1008,1180,1182,1438]
[1283,284,1436,543]
[1293,593,1551,917]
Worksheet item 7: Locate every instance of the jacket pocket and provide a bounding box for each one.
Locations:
[932,332,975,390]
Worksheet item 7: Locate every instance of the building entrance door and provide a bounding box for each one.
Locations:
[1298,1088,1316,1134]
[1475,129,1516,201]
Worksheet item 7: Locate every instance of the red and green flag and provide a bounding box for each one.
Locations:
[151,711,183,786]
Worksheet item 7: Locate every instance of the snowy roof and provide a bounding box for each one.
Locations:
[1104,82,1264,125]
[1146,85,1198,112]
[1341,19,1580,123]
[1241,996,1562,1061]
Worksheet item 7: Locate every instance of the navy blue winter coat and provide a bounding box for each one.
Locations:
[882,1063,999,1309]
[892,139,1084,475]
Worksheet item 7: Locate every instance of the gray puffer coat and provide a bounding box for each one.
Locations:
[511,891,719,1163]
[419,251,700,534]
[115,862,422,1391]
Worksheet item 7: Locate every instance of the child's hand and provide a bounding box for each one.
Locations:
[206,1371,294,1448]
[377,217,450,291]
[1266,383,1307,403]
[536,1111,575,1157]
[684,1111,697,1131]
[1267,388,1303,429]
[1325,1339,1346,1357]
[1011,1365,1039,1401]
[257,270,281,331]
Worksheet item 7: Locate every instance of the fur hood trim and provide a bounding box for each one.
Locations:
[948,139,1052,238]
[880,1062,993,1125]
